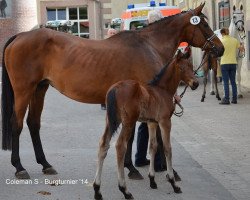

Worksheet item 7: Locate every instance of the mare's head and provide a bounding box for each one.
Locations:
[232,5,245,38]
[175,51,199,90]
[182,3,224,57]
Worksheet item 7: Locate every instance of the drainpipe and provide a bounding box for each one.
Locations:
[91,0,103,39]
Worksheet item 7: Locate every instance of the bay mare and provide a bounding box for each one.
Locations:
[1,3,224,180]
[93,51,199,200]
[201,52,221,102]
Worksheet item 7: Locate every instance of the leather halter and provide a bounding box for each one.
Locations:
[233,12,246,40]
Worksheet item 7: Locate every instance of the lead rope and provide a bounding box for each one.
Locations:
[173,54,208,117]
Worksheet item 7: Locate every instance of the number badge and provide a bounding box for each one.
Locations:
[190,16,201,25]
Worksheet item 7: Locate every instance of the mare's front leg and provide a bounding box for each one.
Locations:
[93,124,112,200]
[147,122,158,189]
[27,83,57,175]
[116,125,135,199]
[201,71,208,102]
[212,68,221,101]
[159,120,182,194]
[124,125,143,180]
[209,70,216,95]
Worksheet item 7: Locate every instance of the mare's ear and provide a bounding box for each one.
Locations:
[233,5,236,12]
[194,2,205,15]
[240,5,243,11]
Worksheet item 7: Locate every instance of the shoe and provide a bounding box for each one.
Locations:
[231,100,237,104]
[219,99,230,105]
[135,159,150,167]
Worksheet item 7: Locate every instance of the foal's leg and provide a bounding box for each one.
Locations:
[26,83,57,174]
[159,121,181,193]
[93,124,112,200]
[147,123,158,189]
[156,128,181,181]
[12,91,34,179]
[116,125,135,199]
[124,126,143,180]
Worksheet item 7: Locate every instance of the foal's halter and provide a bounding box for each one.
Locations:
[188,9,217,53]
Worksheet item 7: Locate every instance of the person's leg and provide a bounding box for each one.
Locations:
[228,64,237,103]
[220,64,230,103]
[135,123,149,166]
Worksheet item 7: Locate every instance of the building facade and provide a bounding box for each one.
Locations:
[0,0,113,61]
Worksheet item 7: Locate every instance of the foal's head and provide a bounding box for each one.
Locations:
[175,51,199,90]
[182,3,224,57]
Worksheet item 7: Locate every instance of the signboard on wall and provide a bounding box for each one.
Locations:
[0,0,11,19]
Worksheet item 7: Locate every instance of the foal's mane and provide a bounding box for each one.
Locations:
[148,57,175,86]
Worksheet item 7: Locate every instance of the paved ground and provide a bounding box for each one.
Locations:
[0,79,250,200]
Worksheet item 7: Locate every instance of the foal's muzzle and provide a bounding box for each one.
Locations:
[190,81,199,90]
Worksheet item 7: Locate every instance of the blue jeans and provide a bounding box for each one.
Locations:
[221,64,237,101]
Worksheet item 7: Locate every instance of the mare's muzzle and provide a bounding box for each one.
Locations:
[211,46,224,58]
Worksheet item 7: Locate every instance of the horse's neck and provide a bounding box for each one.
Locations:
[141,18,184,62]
[229,20,237,38]
[157,62,179,95]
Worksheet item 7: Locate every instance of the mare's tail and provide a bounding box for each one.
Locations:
[106,88,121,137]
[1,35,17,150]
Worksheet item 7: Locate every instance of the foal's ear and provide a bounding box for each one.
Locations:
[176,50,184,60]
[194,2,205,15]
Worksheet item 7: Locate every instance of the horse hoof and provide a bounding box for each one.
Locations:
[238,94,243,98]
[150,181,157,189]
[42,167,58,175]
[128,171,143,180]
[125,193,134,199]
[210,91,215,95]
[173,186,182,194]
[94,193,103,200]
[201,99,204,102]
[174,170,181,182]
[217,97,221,101]
[15,170,30,179]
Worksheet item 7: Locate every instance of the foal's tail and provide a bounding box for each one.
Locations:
[106,88,121,137]
[1,35,17,150]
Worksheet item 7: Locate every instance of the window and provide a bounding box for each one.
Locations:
[47,8,66,21]
[218,1,230,28]
[46,7,89,38]
[47,9,56,21]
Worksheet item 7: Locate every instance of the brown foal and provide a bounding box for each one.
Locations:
[93,51,199,200]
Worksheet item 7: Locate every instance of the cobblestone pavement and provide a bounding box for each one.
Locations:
[0,78,249,200]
